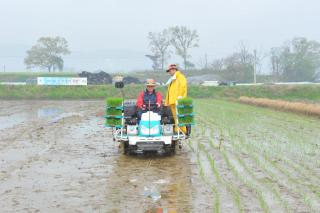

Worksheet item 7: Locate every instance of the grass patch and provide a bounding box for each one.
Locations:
[0,85,147,99]
[0,84,319,103]
[0,72,77,82]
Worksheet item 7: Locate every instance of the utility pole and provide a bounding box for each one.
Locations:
[253,49,257,84]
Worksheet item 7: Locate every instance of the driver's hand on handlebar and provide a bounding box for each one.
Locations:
[142,104,146,110]
[156,103,161,108]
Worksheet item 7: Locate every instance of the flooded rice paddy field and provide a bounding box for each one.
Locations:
[0,100,319,212]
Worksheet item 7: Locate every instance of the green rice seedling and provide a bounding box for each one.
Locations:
[196,135,242,212]
[222,121,313,209]
[177,97,193,106]
[106,97,123,107]
[178,115,194,124]
[106,108,122,116]
[221,149,269,213]
[105,118,113,126]
[194,99,320,212]
[196,149,221,213]
[177,106,193,115]
[106,118,122,126]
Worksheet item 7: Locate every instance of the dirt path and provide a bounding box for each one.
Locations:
[0,101,212,213]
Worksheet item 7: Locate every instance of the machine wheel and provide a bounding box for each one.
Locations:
[120,141,129,155]
[164,141,176,155]
[186,125,192,137]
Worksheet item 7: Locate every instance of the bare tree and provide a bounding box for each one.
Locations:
[169,26,199,70]
[238,42,266,83]
[270,47,282,81]
[210,58,224,71]
[197,54,209,70]
[147,29,171,71]
[238,41,253,64]
[145,54,161,71]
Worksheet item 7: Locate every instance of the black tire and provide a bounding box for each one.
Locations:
[186,125,192,136]
[164,141,176,155]
[120,141,129,155]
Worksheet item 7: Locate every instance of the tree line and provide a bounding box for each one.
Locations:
[147,26,320,82]
[207,37,320,82]
[24,31,320,82]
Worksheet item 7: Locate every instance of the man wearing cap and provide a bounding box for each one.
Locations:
[136,79,162,122]
[165,64,187,134]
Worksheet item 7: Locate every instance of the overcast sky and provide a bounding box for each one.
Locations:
[0,0,319,72]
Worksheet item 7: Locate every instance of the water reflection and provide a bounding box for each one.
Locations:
[0,113,28,130]
[37,107,63,118]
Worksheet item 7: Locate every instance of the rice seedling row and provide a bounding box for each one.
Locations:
[191,99,320,212]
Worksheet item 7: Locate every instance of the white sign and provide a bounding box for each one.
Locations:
[37,77,87,86]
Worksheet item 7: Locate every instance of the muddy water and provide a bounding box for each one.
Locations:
[0,101,212,212]
[104,154,192,212]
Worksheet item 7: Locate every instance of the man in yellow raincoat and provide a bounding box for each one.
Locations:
[165,64,187,134]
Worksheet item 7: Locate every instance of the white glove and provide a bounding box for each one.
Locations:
[177,96,183,99]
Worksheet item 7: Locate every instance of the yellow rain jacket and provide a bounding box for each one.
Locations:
[165,71,187,105]
[165,70,188,134]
